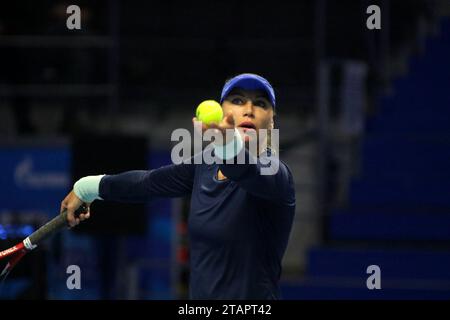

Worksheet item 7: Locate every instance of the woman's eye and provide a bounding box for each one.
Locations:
[232,98,244,105]
[254,100,267,108]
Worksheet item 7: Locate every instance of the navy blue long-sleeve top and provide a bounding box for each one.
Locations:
[99,148,296,299]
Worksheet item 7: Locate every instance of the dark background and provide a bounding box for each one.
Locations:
[0,0,449,299]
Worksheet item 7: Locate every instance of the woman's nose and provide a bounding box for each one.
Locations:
[242,101,255,117]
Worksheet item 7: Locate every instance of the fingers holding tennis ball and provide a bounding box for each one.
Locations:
[193,100,235,145]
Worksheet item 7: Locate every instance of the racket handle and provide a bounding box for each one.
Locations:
[26,204,87,249]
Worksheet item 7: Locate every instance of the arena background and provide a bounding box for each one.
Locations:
[0,0,449,299]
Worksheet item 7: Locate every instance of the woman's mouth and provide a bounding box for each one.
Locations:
[238,121,256,132]
[237,122,257,141]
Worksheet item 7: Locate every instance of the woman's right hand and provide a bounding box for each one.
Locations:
[60,190,91,228]
[192,111,235,146]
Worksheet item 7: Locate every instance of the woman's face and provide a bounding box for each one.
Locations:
[222,88,274,144]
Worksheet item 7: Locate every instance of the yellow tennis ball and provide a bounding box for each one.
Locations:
[196,100,223,125]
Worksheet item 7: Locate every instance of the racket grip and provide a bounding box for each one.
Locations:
[27,204,88,248]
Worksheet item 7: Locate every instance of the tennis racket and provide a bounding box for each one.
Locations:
[0,204,88,282]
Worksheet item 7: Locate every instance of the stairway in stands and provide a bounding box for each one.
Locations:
[282,17,450,299]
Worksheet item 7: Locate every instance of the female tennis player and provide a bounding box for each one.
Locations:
[61,73,296,300]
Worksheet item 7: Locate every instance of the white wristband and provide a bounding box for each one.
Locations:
[73,175,105,203]
[214,128,244,160]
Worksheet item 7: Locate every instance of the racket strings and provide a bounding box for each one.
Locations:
[1,262,11,277]
[0,249,27,295]
[0,264,12,295]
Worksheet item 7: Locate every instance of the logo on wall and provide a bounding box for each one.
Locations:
[14,156,69,189]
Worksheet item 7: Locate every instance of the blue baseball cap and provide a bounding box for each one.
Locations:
[220,73,276,109]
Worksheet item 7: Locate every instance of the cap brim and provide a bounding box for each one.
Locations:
[220,74,276,108]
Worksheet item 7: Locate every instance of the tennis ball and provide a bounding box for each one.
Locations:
[196,100,223,125]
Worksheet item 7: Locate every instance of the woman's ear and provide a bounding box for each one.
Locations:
[270,118,275,130]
